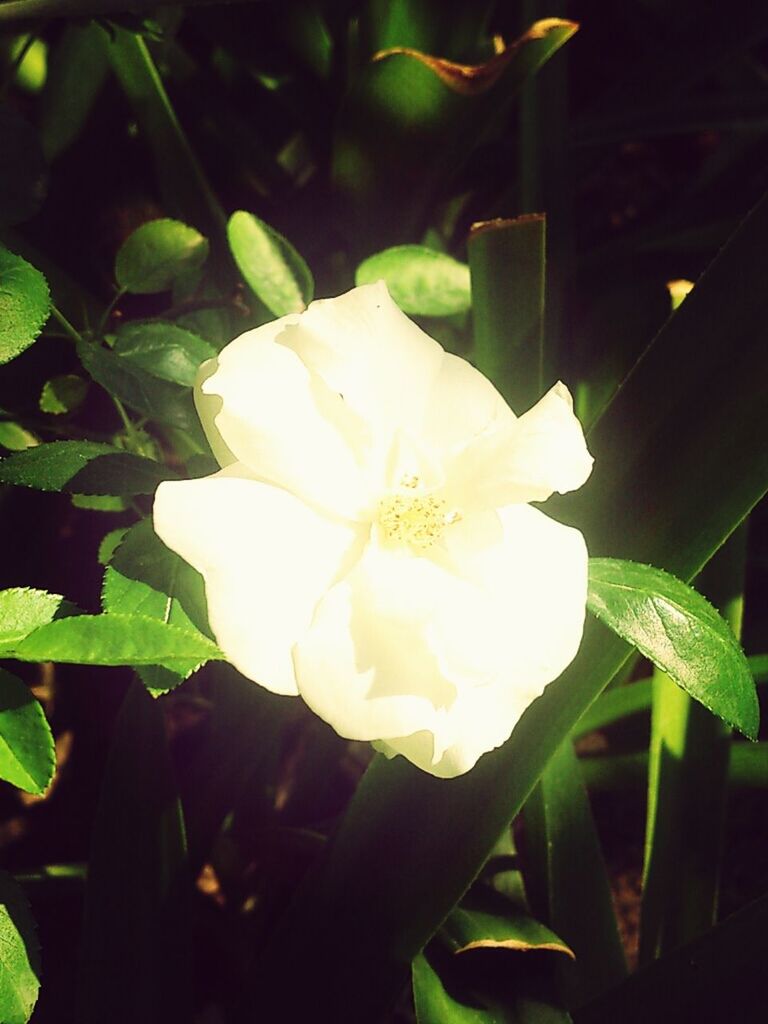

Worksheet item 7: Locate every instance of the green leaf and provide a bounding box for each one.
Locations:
[39,23,109,161]
[0,587,66,645]
[114,218,209,294]
[227,209,313,317]
[523,738,626,1008]
[113,320,215,386]
[39,373,88,414]
[415,897,574,1024]
[355,245,470,316]
[468,215,545,411]
[77,340,201,435]
[0,440,178,494]
[78,681,191,1024]
[71,493,126,511]
[5,614,221,674]
[0,246,50,365]
[97,526,128,565]
[0,422,38,451]
[586,558,758,739]
[0,105,47,228]
[0,871,40,1023]
[334,18,577,248]
[102,519,210,693]
[0,668,55,795]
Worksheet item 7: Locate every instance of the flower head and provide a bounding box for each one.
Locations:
[153,282,593,778]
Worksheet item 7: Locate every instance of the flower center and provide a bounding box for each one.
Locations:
[377,476,461,550]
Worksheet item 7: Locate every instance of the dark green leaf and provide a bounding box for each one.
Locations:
[468,215,545,411]
[0,105,47,228]
[0,668,54,795]
[0,871,40,1023]
[39,373,88,414]
[102,519,210,693]
[523,739,626,1007]
[0,246,50,365]
[355,245,470,316]
[587,558,758,739]
[5,614,221,673]
[335,19,576,249]
[114,321,215,386]
[227,210,313,317]
[0,440,178,494]
[77,341,201,434]
[78,681,191,1024]
[415,897,574,1024]
[574,892,768,1024]
[39,23,109,160]
[114,218,209,294]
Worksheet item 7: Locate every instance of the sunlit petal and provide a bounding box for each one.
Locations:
[448,381,593,509]
[154,465,366,695]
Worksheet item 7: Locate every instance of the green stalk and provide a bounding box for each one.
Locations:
[639,525,746,963]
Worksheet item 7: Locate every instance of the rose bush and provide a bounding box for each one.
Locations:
[153,282,593,777]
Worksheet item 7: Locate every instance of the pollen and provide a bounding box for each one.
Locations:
[378,479,462,549]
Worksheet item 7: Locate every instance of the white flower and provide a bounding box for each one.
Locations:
[153,282,593,778]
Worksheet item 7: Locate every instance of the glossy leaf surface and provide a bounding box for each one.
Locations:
[0,247,50,365]
[102,519,211,693]
[5,614,221,673]
[227,210,313,317]
[587,558,758,738]
[355,245,471,316]
[114,218,209,295]
[0,441,178,494]
[0,668,54,794]
[114,321,215,387]
[0,872,40,1023]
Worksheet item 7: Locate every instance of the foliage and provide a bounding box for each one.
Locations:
[0,2,766,1022]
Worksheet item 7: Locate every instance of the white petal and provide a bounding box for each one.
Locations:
[278,281,445,439]
[448,503,589,692]
[421,351,516,458]
[153,466,366,695]
[447,381,593,510]
[378,504,589,778]
[197,317,373,518]
[293,542,457,743]
[194,358,236,468]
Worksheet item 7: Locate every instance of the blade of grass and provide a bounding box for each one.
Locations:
[639,526,747,962]
[100,26,225,240]
[573,891,768,1024]
[78,681,191,1024]
[468,214,545,410]
[523,738,627,1008]
[579,742,768,792]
